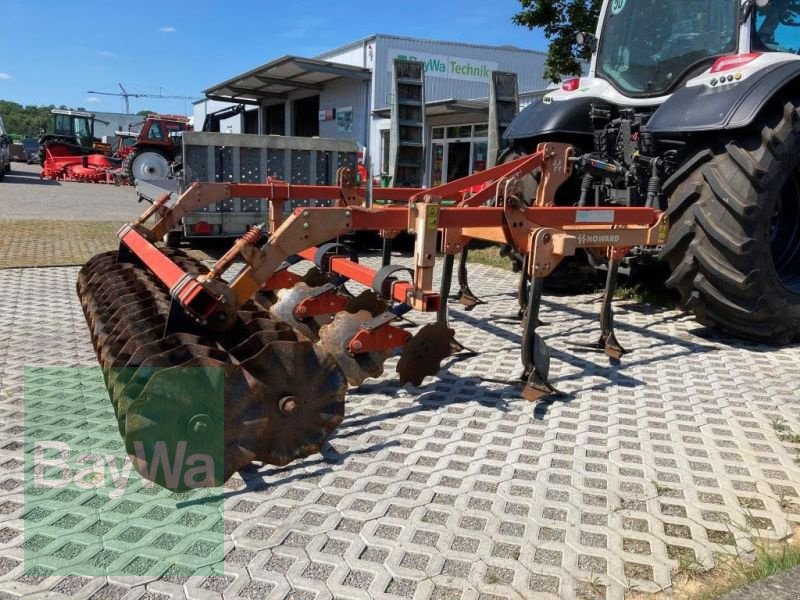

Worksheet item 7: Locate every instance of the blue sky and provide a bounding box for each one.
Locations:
[0,0,548,116]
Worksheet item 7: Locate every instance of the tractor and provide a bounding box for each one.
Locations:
[122,114,189,182]
[39,110,116,182]
[502,0,800,344]
[38,109,109,163]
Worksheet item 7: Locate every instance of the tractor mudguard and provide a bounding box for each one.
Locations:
[504,96,596,142]
[647,60,800,134]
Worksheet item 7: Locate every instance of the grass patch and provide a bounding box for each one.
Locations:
[0,220,222,269]
[627,528,800,600]
[613,280,678,310]
[0,220,120,268]
[772,418,800,445]
[465,245,513,271]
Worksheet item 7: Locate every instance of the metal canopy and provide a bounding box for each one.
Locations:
[204,55,371,104]
[372,98,489,119]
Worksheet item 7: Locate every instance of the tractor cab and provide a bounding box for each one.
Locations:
[590,0,800,98]
[49,109,97,149]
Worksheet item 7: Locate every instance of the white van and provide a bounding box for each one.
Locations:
[0,116,10,180]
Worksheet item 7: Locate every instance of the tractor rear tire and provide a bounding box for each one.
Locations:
[124,148,170,182]
[661,94,800,344]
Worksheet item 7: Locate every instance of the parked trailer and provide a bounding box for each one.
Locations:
[137,132,359,246]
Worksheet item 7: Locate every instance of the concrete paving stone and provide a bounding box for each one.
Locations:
[0,258,799,599]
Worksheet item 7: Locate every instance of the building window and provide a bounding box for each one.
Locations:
[380,129,390,175]
[432,127,444,140]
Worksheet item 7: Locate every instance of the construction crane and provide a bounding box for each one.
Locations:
[87,83,196,114]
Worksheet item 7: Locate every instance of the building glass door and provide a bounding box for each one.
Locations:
[431,143,444,187]
[429,124,488,185]
[447,142,471,182]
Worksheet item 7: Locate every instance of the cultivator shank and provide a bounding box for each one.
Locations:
[77,144,669,489]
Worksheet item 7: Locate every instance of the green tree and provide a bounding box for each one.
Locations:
[513,0,603,83]
[0,100,53,136]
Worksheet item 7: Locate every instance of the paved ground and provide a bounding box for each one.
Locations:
[0,256,799,600]
[0,163,143,222]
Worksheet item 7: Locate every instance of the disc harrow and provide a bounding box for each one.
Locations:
[77,248,346,491]
[77,144,670,490]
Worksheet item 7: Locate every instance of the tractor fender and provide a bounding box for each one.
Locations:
[647,60,800,134]
[504,96,596,143]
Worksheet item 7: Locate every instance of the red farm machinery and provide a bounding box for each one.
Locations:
[121,114,189,182]
[40,111,189,184]
[77,143,669,490]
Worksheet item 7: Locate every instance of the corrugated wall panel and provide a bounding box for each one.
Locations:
[318,78,368,145]
[372,35,550,111]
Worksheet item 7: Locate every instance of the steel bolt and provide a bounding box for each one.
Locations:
[297,305,307,315]
[302,210,310,218]
[352,340,363,351]
[303,223,310,230]
[279,396,298,415]
[193,421,207,434]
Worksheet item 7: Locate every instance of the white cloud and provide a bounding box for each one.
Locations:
[86,97,101,103]
[96,50,118,58]
[158,26,176,33]
[0,73,10,80]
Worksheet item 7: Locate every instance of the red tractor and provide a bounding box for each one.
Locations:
[122,114,189,182]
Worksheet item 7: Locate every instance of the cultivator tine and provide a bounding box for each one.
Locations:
[520,277,563,401]
[438,253,476,356]
[456,245,484,309]
[598,258,626,360]
[572,257,627,360]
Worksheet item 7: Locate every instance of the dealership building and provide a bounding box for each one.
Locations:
[195,34,555,186]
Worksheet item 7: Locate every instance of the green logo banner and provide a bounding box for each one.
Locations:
[23,366,225,578]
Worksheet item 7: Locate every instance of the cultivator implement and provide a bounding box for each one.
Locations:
[76,143,669,490]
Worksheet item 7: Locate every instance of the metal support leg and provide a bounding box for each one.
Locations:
[517,258,529,320]
[456,243,483,308]
[598,258,626,360]
[438,253,454,325]
[520,277,562,401]
[381,237,392,267]
[438,253,474,355]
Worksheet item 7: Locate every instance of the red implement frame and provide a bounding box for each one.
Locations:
[116,144,669,329]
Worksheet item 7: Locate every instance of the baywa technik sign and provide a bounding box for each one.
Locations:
[389,48,499,82]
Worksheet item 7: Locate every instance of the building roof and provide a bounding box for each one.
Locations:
[316,34,547,61]
[203,55,371,105]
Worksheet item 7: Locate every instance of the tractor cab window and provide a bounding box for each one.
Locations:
[596,0,739,96]
[73,118,91,139]
[54,114,72,136]
[148,122,165,141]
[752,0,800,54]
